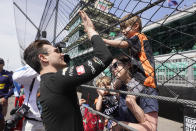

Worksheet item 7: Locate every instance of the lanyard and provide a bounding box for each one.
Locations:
[26,77,36,106]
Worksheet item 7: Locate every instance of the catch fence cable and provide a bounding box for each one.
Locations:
[81,84,196,106]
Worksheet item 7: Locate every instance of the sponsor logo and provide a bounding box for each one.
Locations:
[93,57,105,67]
[62,67,68,76]
[88,60,96,74]
[104,105,118,116]
[184,116,196,131]
[76,65,85,75]
[69,66,74,76]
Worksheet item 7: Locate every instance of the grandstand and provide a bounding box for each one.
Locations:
[143,5,196,88]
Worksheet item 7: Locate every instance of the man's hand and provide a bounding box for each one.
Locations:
[79,10,98,40]
[0,98,8,105]
[79,10,94,31]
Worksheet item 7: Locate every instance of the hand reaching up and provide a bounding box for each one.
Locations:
[79,10,98,40]
[79,10,94,31]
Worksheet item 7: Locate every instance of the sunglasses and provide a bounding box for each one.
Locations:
[110,61,121,70]
[42,48,61,55]
[110,58,130,70]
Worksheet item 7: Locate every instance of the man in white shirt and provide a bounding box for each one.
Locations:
[13,65,44,131]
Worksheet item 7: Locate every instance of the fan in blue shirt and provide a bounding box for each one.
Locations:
[0,58,14,130]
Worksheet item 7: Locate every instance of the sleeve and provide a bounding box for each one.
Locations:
[13,64,38,86]
[125,35,141,54]
[4,88,14,99]
[140,88,159,113]
[56,35,112,91]
[4,73,14,99]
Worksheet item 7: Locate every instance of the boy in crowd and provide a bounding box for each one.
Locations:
[95,76,119,129]
[95,76,119,117]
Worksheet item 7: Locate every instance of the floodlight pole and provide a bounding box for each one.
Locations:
[13,2,41,38]
[53,0,60,45]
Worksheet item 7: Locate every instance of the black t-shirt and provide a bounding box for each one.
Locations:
[37,35,112,131]
[125,33,157,89]
[101,94,119,117]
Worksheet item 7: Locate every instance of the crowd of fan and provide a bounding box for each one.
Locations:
[0,10,158,131]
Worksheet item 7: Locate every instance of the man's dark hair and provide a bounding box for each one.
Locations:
[116,55,132,76]
[116,55,131,65]
[24,40,51,73]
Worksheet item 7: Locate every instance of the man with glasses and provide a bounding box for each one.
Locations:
[23,11,112,131]
[0,58,14,130]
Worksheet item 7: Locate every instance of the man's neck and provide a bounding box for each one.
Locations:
[0,68,3,73]
[40,66,58,75]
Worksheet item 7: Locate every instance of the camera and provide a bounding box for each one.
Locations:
[4,104,30,131]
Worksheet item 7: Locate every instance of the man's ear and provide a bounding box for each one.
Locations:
[38,54,48,63]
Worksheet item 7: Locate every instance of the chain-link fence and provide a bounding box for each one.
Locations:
[13,0,46,65]
[13,0,196,130]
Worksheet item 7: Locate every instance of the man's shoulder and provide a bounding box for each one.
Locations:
[41,72,56,79]
[40,73,59,87]
[40,73,57,87]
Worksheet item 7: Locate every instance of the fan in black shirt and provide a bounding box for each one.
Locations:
[23,11,112,131]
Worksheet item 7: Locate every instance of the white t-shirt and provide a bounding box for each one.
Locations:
[13,65,41,121]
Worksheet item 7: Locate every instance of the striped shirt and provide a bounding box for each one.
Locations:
[125,33,157,88]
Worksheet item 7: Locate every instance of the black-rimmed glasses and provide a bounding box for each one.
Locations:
[41,48,61,55]
[111,62,118,69]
